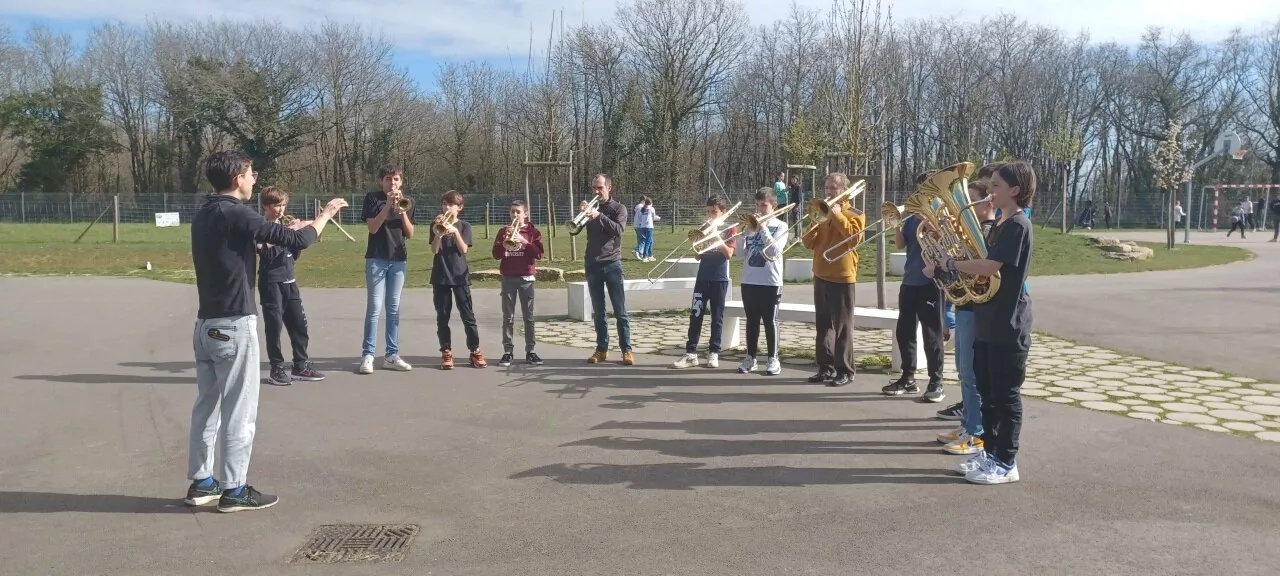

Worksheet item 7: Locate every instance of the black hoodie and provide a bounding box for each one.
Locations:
[191,194,318,319]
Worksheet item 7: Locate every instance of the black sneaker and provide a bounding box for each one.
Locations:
[498,353,514,367]
[291,362,325,382]
[526,352,544,366]
[936,402,964,420]
[807,371,833,384]
[882,376,919,396]
[827,372,853,387]
[267,365,291,386]
[216,485,279,513]
[184,478,222,506]
[923,381,946,403]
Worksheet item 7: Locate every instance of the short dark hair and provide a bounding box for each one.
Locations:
[967,180,989,199]
[203,150,252,193]
[995,162,1037,208]
[977,162,1004,180]
[261,186,289,206]
[510,199,526,208]
[442,190,464,207]
[754,186,776,203]
[706,194,726,210]
[592,173,612,187]
[377,165,403,180]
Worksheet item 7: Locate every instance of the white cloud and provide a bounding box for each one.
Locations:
[0,0,1276,57]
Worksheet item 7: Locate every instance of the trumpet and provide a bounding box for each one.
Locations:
[433,211,458,236]
[646,201,742,281]
[778,180,867,257]
[821,201,905,263]
[567,196,599,236]
[502,216,526,251]
[393,194,413,215]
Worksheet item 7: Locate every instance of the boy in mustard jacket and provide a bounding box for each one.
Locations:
[802,173,866,387]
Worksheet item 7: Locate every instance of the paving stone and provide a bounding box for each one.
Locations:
[1248,395,1280,406]
[1167,412,1217,425]
[1045,386,1072,394]
[1087,371,1130,380]
[1084,352,1124,360]
[1059,380,1098,390]
[1124,385,1165,394]
[1228,376,1258,383]
[1256,432,1280,442]
[1064,391,1108,402]
[1223,422,1265,433]
[1047,397,1075,404]
[1160,402,1208,413]
[1196,424,1230,433]
[1075,358,1112,366]
[1154,373,1200,383]
[1105,365,1142,373]
[1128,412,1159,421]
[1133,360,1168,368]
[1242,405,1280,417]
[1168,392,1195,399]
[1022,381,1044,390]
[1081,401,1128,412]
[1184,370,1223,378]
[1130,405,1162,413]
[1106,390,1137,398]
[1253,384,1280,393]
[1208,410,1264,422]
[1139,394,1177,402]
[1217,392,1241,399]
[1205,402,1241,410]
[1258,421,1280,429]
[1021,388,1052,397]
[1179,387,1211,395]
[1229,388,1266,397]
[1199,379,1237,389]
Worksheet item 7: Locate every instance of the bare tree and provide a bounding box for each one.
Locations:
[1242,19,1280,184]
[86,22,155,193]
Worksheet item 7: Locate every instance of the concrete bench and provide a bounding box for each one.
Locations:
[567,277,735,321]
[722,300,924,373]
[783,258,813,282]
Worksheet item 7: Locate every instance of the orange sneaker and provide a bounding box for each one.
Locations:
[470,350,487,368]
[622,351,635,366]
[588,351,608,364]
[440,350,454,370]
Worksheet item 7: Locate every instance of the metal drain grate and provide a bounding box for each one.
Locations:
[289,524,420,564]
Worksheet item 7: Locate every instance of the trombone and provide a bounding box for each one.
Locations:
[433,211,458,236]
[646,201,742,281]
[777,180,866,257]
[567,196,599,236]
[502,215,526,251]
[730,203,796,261]
[821,201,905,263]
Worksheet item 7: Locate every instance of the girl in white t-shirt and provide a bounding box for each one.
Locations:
[633,196,660,261]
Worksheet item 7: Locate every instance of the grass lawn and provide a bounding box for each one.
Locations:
[0,221,1253,288]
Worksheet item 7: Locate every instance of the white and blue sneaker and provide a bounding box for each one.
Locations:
[955,451,991,475]
[764,356,781,376]
[965,457,1020,485]
[737,356,757,373]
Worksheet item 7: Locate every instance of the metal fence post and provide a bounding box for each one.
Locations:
[20,191,25,223]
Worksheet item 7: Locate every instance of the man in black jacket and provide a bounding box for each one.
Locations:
[185,150,346,513]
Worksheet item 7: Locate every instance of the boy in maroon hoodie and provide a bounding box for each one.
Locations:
[493,200,546,366]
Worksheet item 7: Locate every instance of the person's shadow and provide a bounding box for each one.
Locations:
[0,492,201,514]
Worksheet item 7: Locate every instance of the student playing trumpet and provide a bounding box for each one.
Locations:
[492,200,545,367]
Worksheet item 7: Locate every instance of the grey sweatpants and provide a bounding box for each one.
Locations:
[188,314,260,490]
[501,276,536,354]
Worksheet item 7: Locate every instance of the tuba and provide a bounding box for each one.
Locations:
[909,162,1000,305]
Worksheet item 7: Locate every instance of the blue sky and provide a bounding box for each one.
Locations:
[1,0,1276,92]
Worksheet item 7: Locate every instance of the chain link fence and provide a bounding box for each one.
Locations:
[0,188,1248,232]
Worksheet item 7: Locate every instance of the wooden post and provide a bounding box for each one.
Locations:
[68,192,73,223]
[544,172,554,261]
[112,195,120,243]
[876,155,886,309]
[485,202,491,238]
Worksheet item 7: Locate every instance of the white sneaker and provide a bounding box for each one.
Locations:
[382,354,412,371]
[764,357,781,376]
[966,460,1020,485]
[357,355,374,375]
[738,356,757,373]
[706,352,719,368]
[672,353,699,369]
[955,451,990,475]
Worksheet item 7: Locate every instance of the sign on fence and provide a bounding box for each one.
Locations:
[154,212,180,227]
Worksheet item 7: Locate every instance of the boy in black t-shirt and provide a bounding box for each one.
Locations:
[672,195,736,369]
[359,166,415,375]
[431,190,485,369]
[256,187,323,386]
[937,161,1036,487]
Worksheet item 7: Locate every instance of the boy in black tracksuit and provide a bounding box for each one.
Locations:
[257,187,323,386]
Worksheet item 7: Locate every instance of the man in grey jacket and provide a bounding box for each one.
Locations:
[583,173,633,365]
